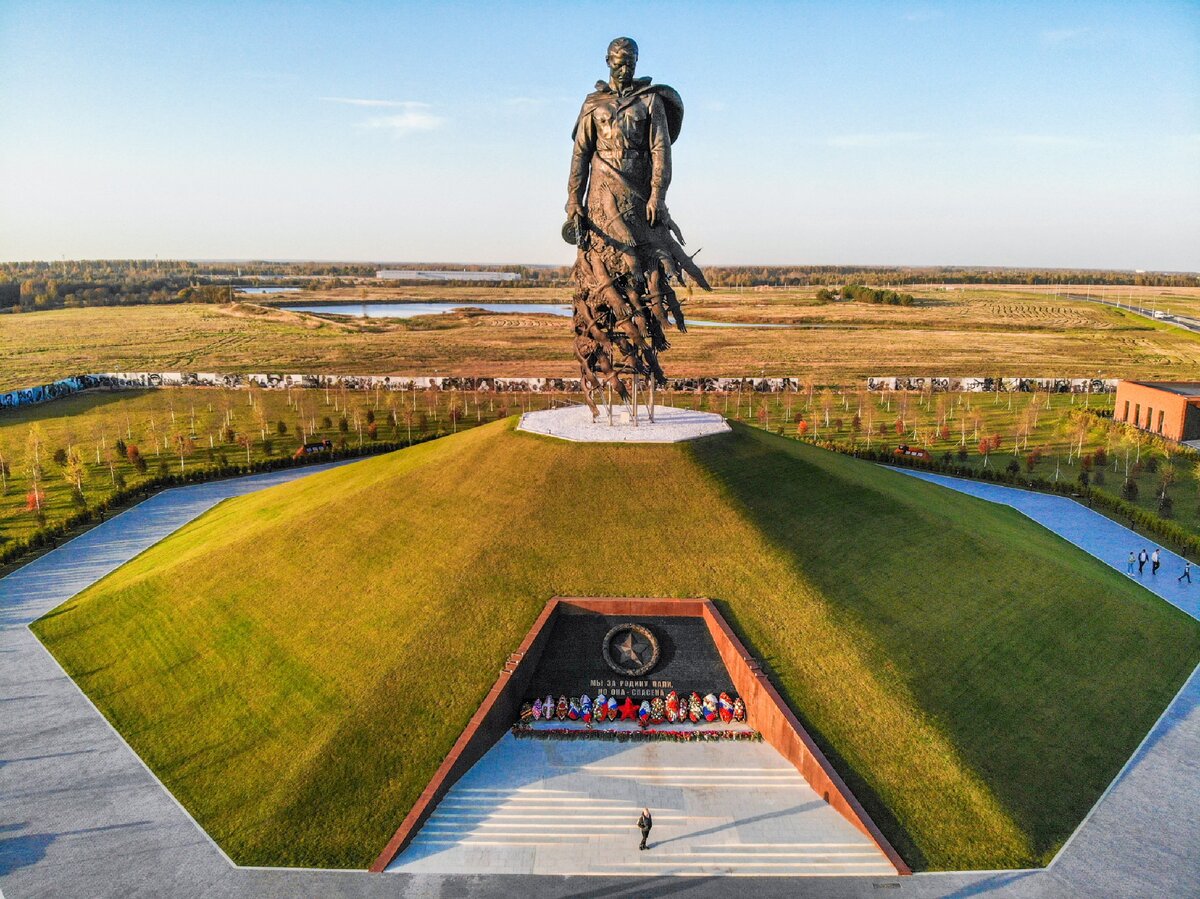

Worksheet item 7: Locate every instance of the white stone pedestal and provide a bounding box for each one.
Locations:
[517,404,730,444]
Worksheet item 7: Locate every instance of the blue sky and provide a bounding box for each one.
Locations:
[1,1,1197,269]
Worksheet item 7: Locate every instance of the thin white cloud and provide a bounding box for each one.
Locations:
[504,97,547,109]
[827,132,930,148]
[358,105,446,135]
[320,97,446,135]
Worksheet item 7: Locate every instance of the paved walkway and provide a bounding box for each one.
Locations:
[899,469,1199,617]
[897,471,1200,896]
[0,461,1197,896]
[387,735,894,877]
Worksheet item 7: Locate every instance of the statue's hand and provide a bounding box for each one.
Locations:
[646,198,667,228]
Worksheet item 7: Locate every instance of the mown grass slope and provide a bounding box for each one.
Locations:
[31,419,1200,869]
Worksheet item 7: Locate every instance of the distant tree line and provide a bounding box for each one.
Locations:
[2,259,1195,314]
[701,266,1199,289]
[837,284,915,305]
[0,277,233,313]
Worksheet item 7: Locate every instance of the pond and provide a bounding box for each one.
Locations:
[237,287,303,295]
[280,302,795,328]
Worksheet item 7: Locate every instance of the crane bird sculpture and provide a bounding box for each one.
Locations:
[564,36,711,421]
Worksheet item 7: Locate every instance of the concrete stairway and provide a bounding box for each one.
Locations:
[386,735,896,877]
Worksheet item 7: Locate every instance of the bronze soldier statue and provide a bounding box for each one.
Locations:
[565,36,710,419]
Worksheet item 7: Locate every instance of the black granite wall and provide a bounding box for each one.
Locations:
[525,611,735,700]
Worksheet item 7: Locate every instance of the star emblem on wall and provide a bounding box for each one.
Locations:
[615,631,649,665]
[601,623,660,677]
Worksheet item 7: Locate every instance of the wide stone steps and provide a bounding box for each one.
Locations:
[386,734,897,876]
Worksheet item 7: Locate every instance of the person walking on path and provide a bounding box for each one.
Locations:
[1180,561,1192,584]
[1139,548,1149,575]
[637,807,653,850]
[1153,548,1161,576]
[1127,551,1136,574]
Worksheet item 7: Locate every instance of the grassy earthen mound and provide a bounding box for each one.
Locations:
[32,419,1200,869]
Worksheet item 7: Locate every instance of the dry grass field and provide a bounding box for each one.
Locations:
[4,285,1200,391]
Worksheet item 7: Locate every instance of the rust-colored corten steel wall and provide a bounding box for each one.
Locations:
[697,601,910,875]
[368,598,561,873]
[1114,381,1200,442]
[370,596,910,875]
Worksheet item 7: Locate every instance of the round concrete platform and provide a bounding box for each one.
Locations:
[517,404,731,443]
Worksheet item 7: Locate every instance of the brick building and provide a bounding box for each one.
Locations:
[1114,381,1200,443]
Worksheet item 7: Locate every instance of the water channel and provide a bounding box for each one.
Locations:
[281,302,795,328]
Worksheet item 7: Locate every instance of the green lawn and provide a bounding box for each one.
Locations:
[31,419,1200,870]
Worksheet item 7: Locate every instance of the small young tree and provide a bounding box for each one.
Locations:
[173,433,193,473]
[1159,462,1176,495]
[26,486,46,523]
[104,448,118,485]
[64,448,87,505]
[131,445,148,474]
[236,433,253,465]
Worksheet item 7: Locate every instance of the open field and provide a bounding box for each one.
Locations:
[31,420,1200,870]
[4,285,1200,390]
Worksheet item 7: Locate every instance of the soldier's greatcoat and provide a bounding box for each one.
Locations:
[566,76,708,413]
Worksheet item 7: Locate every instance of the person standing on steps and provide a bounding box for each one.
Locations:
[1139,548,1149,575]
[637,807,653,850]
[1180,561,1192,584]
[1127,551,1136,574]
[1152,548,1161,576]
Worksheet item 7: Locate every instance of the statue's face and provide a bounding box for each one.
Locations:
[607,48,636,90]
